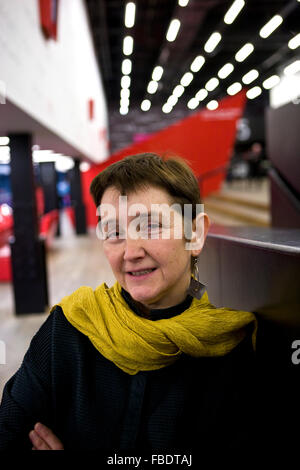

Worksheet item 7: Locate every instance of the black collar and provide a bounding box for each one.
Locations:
[121,287,193,321]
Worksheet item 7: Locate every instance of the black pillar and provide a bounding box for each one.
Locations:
[39,161,61,236]
[69,159,87,235]
[39,162,59,213]
[9,133,49,314]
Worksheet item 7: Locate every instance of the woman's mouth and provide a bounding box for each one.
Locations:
[127,268,157,279]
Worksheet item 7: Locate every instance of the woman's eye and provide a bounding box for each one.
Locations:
[107,231,119,239]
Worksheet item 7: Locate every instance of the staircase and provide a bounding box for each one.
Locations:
[203,179,271,227]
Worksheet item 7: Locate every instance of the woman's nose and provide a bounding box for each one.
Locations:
[123,236,146,260]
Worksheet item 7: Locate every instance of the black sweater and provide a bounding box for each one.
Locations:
[0,289,280,455]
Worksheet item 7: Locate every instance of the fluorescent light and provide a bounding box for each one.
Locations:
[180,72,193,87]
[55,156,74,173]
[288,33,300,50]
[195,89,208,101]
[80,162,91,173]
[0,137,9,146]
[259,15,283,39]
[224,0,245,25]
[270,74,300,108]
[173,85,185,97]
[187,98,199,110]
[167,95,178,106]
[123,36,133,55]
[122,59,132,75]
[284,60,300,76]
[141,99,151,111]
[124,2,136,28]
[0,154,10,164]
[190,56,205,72]
[204,32,222,53]
[205,77,219,91]
[207,100,219,110]
[33,152,74,171]
[32,150,55,162]
[263,75,280,90]
[246,86,262,100]
[178,0,189,6]
[121,75,131,89]
[120,107,129,115]
[147,81,158,94]
[227,82,242,96]
[235,43,254,62]
[166,19,181,42]
[242,69,259,84]
[218,63,234,79]
[162,103,172,113]
[120,88,130,99]
[152,66,164,81]
[0,146,10,163]
[120,97,130,107]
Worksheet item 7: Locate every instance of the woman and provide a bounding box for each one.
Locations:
[0,153,258,454]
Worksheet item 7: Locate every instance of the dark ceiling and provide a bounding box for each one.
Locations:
[85,0,300,151]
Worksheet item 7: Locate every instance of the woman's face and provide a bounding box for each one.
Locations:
[100,185,202,309]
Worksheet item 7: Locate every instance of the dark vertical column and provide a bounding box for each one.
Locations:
[69,159,87,235]
[39,161,61,236]
[39,162,58,213]
[9,134,48,314]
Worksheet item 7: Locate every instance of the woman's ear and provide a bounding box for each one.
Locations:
[185,212,210,256]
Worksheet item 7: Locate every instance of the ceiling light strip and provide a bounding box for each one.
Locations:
[284,60,300,76]
[166,19,181,42]
[152,66,164,81]
[204,32,222,53]
[190,56,205,73]
[120,3,136,114]
[288,33,300,50]
[178,0,189,6]
[262,75,280,90]
[218,63,234,79]
[259,15,283,39]
[124,2,136,28]
[235,43,254,62]
[123,36,134,56]
[242,69,259,84]
[141,99,151,111]
[224,0,245,25]
[246,86,262,99]
[207,100,219,110]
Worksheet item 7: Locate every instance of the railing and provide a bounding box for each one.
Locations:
[197,223,300,450]
[197,164,228,198]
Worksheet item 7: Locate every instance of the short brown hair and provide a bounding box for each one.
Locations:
[90,152,201,219]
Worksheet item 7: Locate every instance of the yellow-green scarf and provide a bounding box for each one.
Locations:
[50,281,257,375]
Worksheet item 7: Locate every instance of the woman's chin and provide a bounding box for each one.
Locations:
[128,286,159,305]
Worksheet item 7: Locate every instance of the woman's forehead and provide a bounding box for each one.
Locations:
[101,185,173,207]
[99,186,184,226]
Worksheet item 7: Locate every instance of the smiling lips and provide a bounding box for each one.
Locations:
[127,268,157,277]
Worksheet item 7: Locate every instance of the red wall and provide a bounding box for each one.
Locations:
[82,90,247,227]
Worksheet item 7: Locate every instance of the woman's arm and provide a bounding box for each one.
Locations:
[0,312,56,450]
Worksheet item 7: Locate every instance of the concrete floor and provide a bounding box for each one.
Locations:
[0,211,115,399]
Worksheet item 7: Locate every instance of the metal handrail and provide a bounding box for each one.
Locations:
[197,164,229,196]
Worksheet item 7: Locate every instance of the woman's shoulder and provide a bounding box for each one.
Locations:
[26,304,92,363]
[32,304,78,340]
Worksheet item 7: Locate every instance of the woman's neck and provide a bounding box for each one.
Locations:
[121,288,193,321]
